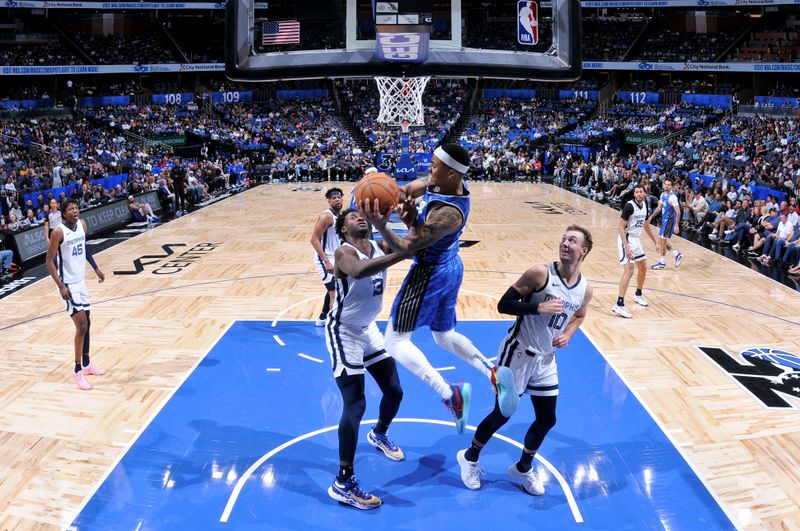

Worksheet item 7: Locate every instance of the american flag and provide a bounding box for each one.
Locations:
[261,20,300,45]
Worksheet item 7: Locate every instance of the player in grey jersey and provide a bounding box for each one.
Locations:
[456,225,594,496]
[325,208,409,510]
[612,184,658,318]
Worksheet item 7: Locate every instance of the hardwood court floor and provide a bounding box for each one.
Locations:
[0,183,798,530]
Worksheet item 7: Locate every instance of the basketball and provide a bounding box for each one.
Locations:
[354,172,400,215]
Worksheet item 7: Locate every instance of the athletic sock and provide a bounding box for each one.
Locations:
[337,464,354,484]
[373,422,389,436]
[635,288,642,296]
[616,297,624,306]
[82,354,90,367]
[517,450,534,473]
[672,249,680,256]
[465,440,483,462]
[74,362,82,374]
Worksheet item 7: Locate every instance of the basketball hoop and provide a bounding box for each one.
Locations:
[375,76,430,128]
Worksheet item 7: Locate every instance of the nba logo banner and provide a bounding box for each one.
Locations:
[517,1,539,46]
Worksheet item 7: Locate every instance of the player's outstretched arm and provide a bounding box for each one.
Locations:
[334,245,407,280]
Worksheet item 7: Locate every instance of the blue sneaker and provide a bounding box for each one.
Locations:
[492,366,519,417]
[443,382,471,434]
[650,262,666,270]
[367,429,405,461]
[328,475,382,510]
[675,252,684,269]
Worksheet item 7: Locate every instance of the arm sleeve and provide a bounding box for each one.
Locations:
[620,202,634,221]
[85,243,98,269]
[497,286,538,316]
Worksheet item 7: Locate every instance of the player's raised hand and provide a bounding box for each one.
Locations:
[359,198,392,228]
[398,195,417,227]
[538,297,563,315]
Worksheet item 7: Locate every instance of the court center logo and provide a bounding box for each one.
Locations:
[697,346,800,410]
[114,242,220,275]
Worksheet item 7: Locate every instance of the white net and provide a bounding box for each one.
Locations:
[375,76,431,127]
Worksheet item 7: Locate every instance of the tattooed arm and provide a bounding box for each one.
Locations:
[362,199,463,254]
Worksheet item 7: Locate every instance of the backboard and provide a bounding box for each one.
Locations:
[225,0,581,82]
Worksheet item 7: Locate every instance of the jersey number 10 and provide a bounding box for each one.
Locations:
[548,313,567,329]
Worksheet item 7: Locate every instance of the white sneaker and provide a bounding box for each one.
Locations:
[507,463,544,496]
[456,449,484,490]
[611,304,632,318]
[315,318,326,327]
[633,294,648,307]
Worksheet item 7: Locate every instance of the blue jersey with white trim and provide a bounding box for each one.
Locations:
[660,191,677,222]
[413,182,470,265]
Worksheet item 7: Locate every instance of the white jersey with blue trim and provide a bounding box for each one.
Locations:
[316,208,341,261]
[508,262,587,356]
[57,221,87,285]
[622,199,648,238]
[330,241,386,327]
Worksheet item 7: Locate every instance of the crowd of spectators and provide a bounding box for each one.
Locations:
[3,76,800,285]
[634,30,738,63]
[582,16,647,61]
[0,42,79,66]
[547,114,800,276]
[72,29,179,65]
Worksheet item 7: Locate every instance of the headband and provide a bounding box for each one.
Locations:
[434,146,469,174]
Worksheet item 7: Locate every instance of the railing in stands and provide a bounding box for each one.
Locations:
[0,131,53,154]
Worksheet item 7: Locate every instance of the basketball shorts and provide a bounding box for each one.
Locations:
[617,235,646,265]
[61,279,90,315]
[390,256,463,333]
[496,340,559,399]
[326,320,390,378]
[659,217,676,239]
[314,253,335,288]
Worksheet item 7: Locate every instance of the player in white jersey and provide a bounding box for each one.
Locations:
[612,184,658,318]
[46,200,106,390]
[648,178,684,270]
[456,226,594,496]
[325,209,409,510]
[311,188,344,326]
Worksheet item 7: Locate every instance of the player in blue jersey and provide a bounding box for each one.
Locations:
[648,178,684,270]
[360,144,518,433]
